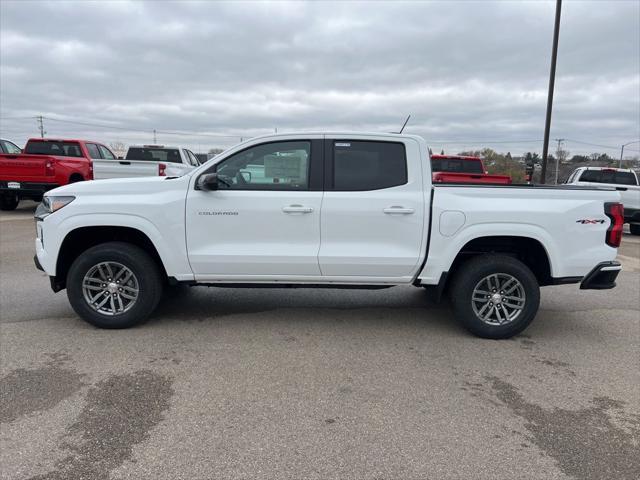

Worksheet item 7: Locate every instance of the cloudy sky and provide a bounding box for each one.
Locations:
[1,0,638,156]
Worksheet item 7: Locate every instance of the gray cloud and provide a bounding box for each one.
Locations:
[1,0,638,155]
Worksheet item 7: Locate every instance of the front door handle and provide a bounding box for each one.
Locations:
[282,205,314,214]
[383,206,415,214]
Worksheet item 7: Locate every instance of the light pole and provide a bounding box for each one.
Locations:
[619,140,640,168]
[540,0,562,184]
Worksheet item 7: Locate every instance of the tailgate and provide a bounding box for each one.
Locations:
[0,154,50,179]
[619,187,640,209]
[93,159,160,179]
[580,181,640,209]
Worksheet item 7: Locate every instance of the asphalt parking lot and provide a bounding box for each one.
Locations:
[1,201,638,480]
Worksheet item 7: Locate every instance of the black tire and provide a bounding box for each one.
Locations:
[449,254,540,339]
[66,242,163,328]
[0,194,19,211]
[630,224,640,236]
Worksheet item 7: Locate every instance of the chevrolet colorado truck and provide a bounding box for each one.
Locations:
[0,138,114,210]
[430,154,512,184]
[34,133,623,339]
[565,166,640,235]
[93,144,200,179]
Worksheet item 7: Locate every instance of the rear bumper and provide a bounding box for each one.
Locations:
[0,181,59,197]
[580,261,622,290]
[624,208,640,224]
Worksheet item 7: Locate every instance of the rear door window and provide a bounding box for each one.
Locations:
[98,145,115,160]
[332,141,407,191]
[86,143,101,159]
[185,149,200,166]
[1,140,21,154]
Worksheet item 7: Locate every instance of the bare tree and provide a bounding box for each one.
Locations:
[109,141,127,158]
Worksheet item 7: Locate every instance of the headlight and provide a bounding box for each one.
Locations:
[35,195,75,220]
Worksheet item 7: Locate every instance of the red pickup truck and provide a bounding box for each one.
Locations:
[0,138,115,210]
[430,154,512,184]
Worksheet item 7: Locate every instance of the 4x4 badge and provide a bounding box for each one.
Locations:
[576,219,606,224]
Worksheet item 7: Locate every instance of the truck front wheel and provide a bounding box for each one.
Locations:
[66,242,163,328]
[449,254,540,339]
[0,194,19,211]
[630,224,640,236]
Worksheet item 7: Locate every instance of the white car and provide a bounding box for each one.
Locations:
[92,145,200,179]
[34,133,624,339]
[565,166,640,235]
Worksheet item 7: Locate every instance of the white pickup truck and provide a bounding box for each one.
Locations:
[565,166,640,235]
[34,133,624,339]
[92,145,200,179]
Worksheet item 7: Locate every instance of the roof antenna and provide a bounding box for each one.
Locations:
[397,115,411,134]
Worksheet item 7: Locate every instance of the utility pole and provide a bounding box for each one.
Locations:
[540,0,562,184]
[37,115,45,138]
[153,129,157,144]
[554,138,564,184]
[619,140,640,168]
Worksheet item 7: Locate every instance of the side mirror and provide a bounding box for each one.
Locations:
[196,173,219,191]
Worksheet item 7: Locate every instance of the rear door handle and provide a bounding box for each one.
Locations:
[282,205,314,214]
[383,206,415,214]
[119,161,131,165]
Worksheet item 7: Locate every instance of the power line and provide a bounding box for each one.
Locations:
[0,116,37,120]
[563,138,624,151]
[426,139,541,144]
[41,116,242,139]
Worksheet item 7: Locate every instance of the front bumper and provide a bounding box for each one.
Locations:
[580,261,622,290]
[624,208,640,224]
[34,254,43,271]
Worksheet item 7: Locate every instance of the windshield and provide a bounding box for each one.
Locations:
[126,148,182,163]
[431,158,484,174]
[24,141,83,157]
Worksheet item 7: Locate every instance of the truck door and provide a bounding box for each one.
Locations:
[318,137,427,279]
[186,137,324,278]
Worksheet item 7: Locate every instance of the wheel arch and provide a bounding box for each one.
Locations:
[432,235,554,300]
[68,173,84,183]
[54,225,168,291]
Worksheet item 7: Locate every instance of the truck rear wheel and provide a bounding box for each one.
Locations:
[66,242,163,328]
[0,194,19,211]
[449,254,540,339]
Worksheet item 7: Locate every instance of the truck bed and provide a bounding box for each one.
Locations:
[421,183,620,285]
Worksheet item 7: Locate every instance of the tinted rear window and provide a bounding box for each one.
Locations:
[431,158,483,174]
[25,141,83,157]
[333,141,407,191]
[126,148,182,163]
[579,170,638,185]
